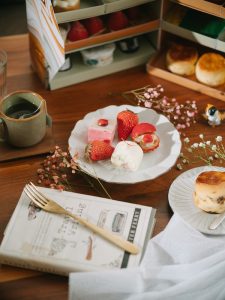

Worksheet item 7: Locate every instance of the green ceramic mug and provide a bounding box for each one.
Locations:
[0,90,52,147]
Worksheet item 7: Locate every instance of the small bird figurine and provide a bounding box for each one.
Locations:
[203,104,225,127]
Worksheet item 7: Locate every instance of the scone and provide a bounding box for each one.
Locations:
[166,44,198,76]
[195,53,225,87]
[194,171,225,213]
[53,0,80,13]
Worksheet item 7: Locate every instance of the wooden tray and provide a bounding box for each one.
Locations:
[0,128,55,162]
[170,0,225,18]
[146,50,225,102]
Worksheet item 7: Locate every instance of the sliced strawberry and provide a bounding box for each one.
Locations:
[142,133,153,144]
[97,118,108,126]
[85,140,114,161]
[108,11,129,31]
[131,123,156,140]
[117,110,139,141]
[131,123,159,152]
[139,133,160,152]
[67,21,89,42]
[83,17,105,36]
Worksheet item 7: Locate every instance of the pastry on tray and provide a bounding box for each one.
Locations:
[166,43,198,76]
[194,171,225,213]
[53,0,80,12]
[195,53,225,87]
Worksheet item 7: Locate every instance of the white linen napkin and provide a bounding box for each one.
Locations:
[69,214,225,300]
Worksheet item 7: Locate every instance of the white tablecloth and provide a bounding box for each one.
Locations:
[69,214,225,300]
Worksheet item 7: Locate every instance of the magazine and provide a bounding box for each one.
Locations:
[0,187,156,276]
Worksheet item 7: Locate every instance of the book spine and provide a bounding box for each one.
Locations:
[0,254,69,276]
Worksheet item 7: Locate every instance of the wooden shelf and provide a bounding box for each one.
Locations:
[161,19,225,52]
[55,0,156,24]
[55,0,105,24]
[146,49,225,102]
[103,0,155,13]
[50,37,156,90]
[161,20,217,49]
[170,0,225,18]
[65,19,160,53]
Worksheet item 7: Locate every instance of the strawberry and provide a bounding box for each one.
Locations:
[67,21,89,42]
[131,123,156,140]
[117,110,139,141]
[97,118,108,126]
[83,17,105,36]
[125,7,141,22]
[139,133,160,152]
[108,11,129,31]
[85,140,114,161]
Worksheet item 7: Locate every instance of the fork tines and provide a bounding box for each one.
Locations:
[24,183,47,208]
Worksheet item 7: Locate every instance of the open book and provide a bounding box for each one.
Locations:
[0,187,156,276]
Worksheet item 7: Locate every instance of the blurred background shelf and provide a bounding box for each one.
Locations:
[50,36,156,90]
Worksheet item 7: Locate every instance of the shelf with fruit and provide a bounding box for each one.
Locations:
[169,0,225,18]
[161,3,225,52]
[63,7,160,53]
[49,35,156,90]
[54,0,155,24]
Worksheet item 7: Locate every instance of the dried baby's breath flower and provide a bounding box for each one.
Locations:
[177,135,225,170]
[216,136,223,142]
[123,85,198,135]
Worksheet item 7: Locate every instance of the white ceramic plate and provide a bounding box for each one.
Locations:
[169,166,225,235]
[68,105,181,184]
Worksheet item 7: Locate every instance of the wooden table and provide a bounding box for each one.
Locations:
[0,34,224,300]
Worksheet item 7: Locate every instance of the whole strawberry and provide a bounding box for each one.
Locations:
[85,140,114,161]
[83,17,105,36]
[108,11,129,31]
[117,110,139,141]
[67,21,89,42]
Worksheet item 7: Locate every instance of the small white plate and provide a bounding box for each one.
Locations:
[169,166,225,235]
[68,105,181,184]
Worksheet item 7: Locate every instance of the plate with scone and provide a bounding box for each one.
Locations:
[169,166,225,235]
[68,105,181,184]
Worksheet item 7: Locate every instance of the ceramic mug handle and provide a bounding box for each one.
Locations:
[43,100,52,128]
[46,114,52,127]
[0,117,6,142]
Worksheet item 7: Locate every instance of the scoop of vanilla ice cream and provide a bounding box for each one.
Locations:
[111,141,143,171]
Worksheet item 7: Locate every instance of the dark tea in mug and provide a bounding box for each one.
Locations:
[5,99,39,119]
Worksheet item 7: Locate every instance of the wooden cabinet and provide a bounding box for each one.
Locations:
[49,0,161,90]
[147,0,225,101]
[27,0,225,100]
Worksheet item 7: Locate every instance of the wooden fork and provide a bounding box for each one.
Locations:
[24,182,139,255]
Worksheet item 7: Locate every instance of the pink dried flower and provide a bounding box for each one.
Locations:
[122,85,198,135]
[36,146,111,199]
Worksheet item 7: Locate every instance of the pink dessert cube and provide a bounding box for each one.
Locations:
[88,118,116,144]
